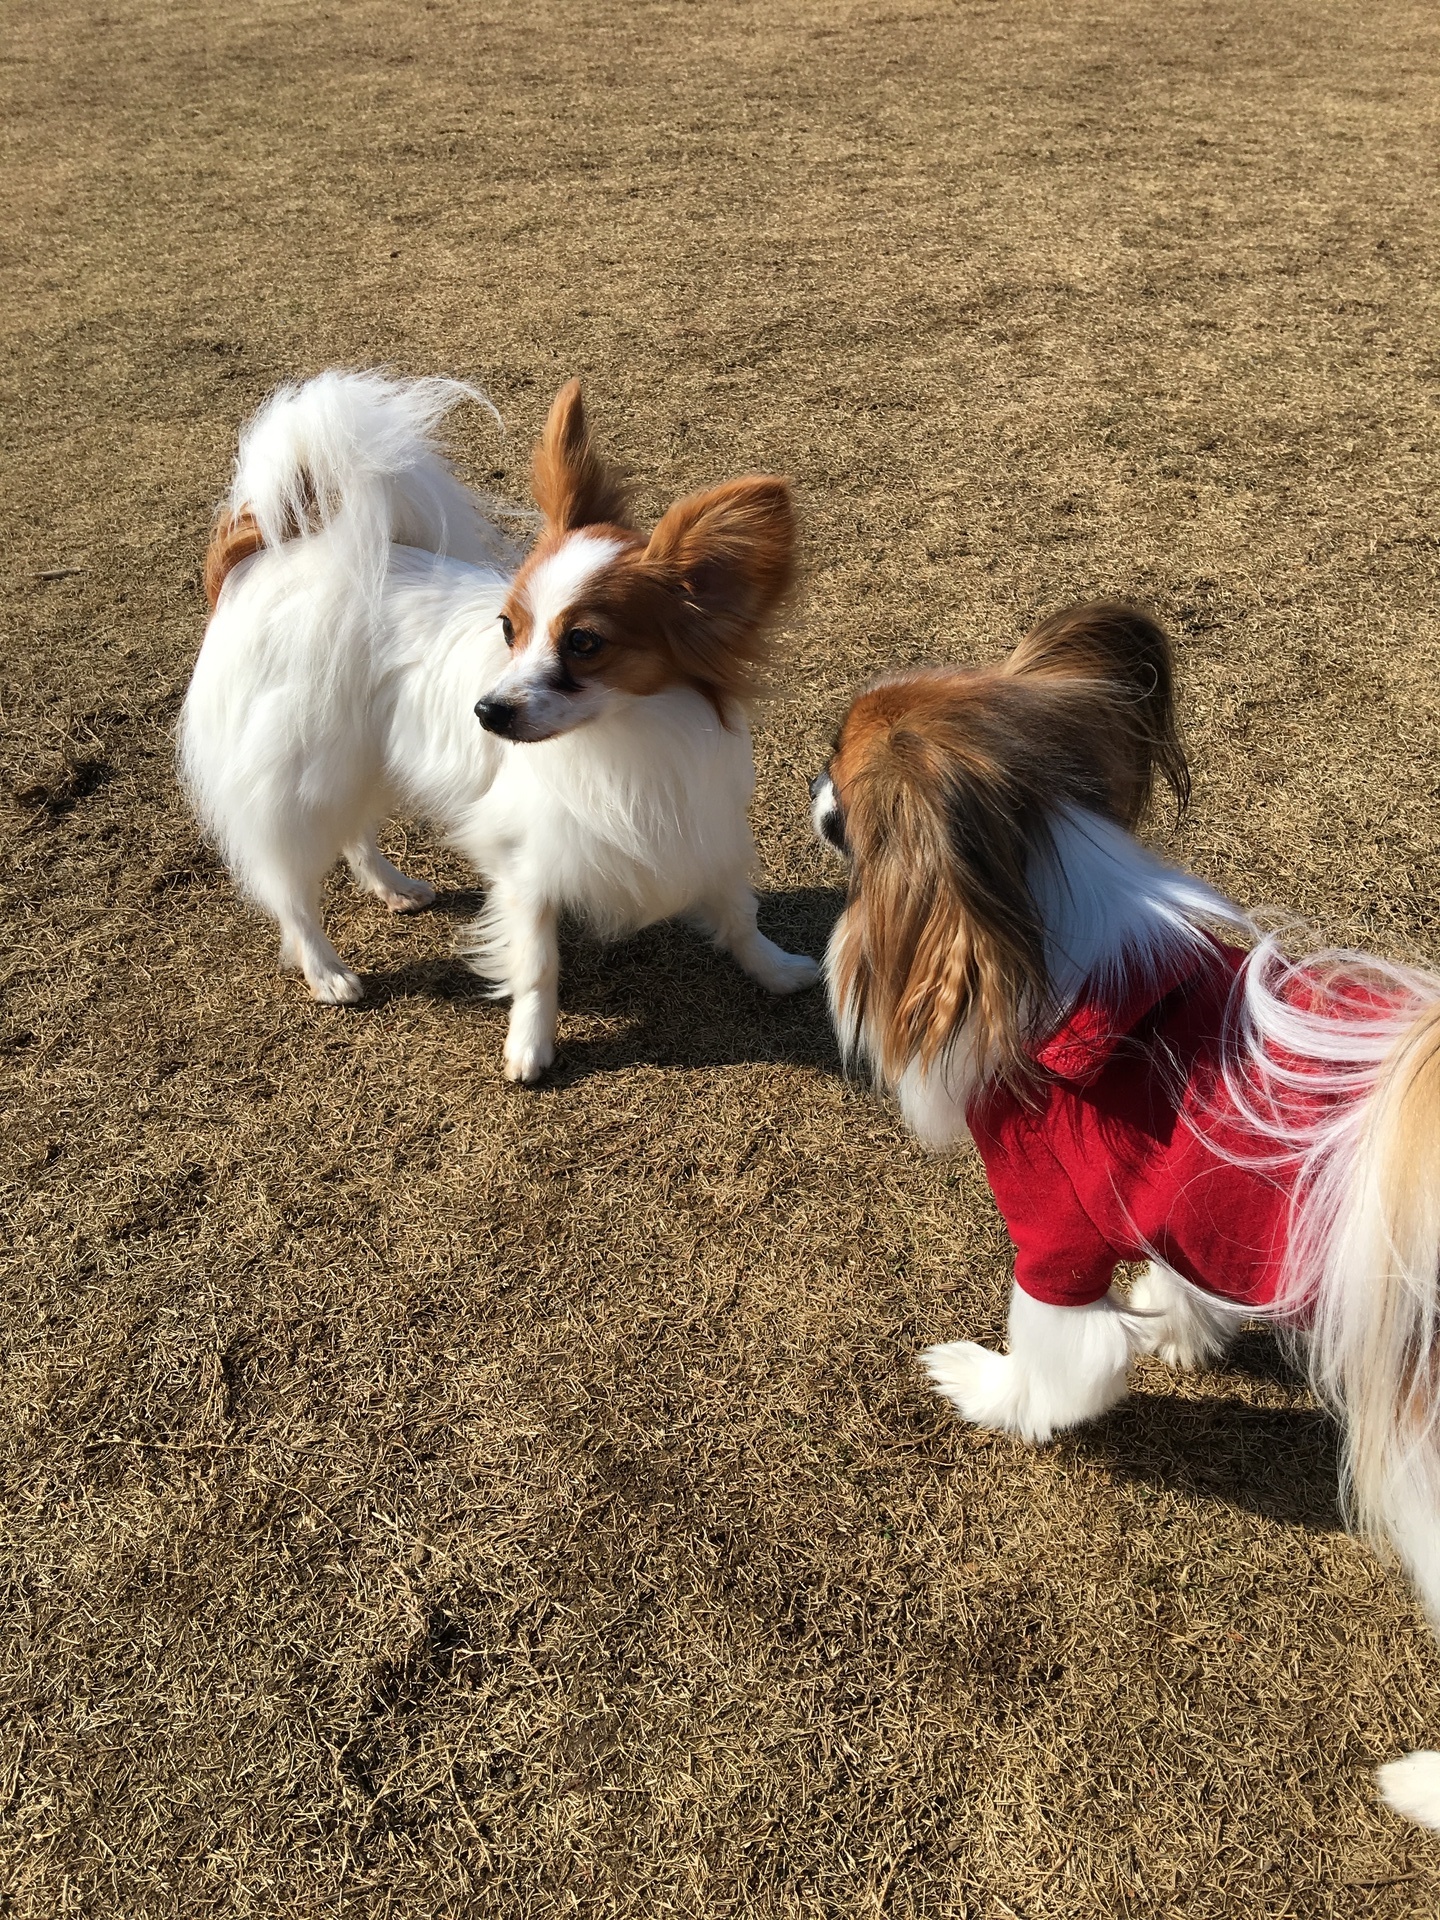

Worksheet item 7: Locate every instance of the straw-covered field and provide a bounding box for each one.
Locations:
[4,1,1440,1913]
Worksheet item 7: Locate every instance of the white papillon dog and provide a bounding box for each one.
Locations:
[181,370,818,1080]
[812,601,1440,1830]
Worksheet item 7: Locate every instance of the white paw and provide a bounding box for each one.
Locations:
[921,1340,1025,1434]
[749,945,821,995]
[1128,1263,1228,1370]
[308,965,365,1005]
[503,1033,555,1084]
[1131,1301,1206,1370]
[774,950,821,994]
[1378,1752,1440,1830]
[1156,1333,1208,1370]
[380,875,436,914]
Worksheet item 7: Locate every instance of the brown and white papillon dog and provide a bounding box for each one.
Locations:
[181,370,818,1080]
[811,603,1440,1829]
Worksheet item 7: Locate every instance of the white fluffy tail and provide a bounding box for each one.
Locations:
[1229,940,1440,1602]
[1193,940,1440,1827]
[1316,998,1440,1608]
[211,369,516,603]
[1325,1000,1440,1830]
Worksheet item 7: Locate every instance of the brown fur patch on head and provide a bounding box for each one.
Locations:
[827,667,1139,1093]
[502,475,796,720]
[499,524,641,661]
[1004,600,1190,824]
[531,380,631,533]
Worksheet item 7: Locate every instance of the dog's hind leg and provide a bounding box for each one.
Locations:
[1127,1260,1237,1370]
[273,894,364,1005]
[1375,1459,1440,1830]
[345,832,436,913]
[282,927,364,1003]
[246,835,365,1005]
[691,873,819,995]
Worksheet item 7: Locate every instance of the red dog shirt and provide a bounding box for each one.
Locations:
[967,943,1307,1311]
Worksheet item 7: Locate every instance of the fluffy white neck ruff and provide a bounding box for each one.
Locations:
[1035,807,1249,1008]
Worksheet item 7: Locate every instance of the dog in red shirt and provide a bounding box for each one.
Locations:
[811,602,1440,1830]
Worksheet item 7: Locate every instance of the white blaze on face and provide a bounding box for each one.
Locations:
[524,532,624,647]
[484,532,625,741]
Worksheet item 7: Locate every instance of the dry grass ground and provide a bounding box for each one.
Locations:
[3,0,1440,1913]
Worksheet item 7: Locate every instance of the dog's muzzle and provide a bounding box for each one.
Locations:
[475,696,522,738]
[810,770,848,854]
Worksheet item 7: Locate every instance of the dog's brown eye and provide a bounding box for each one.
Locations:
[564,627,605,659]
[499,614,515,647]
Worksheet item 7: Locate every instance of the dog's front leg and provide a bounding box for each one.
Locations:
[490,887,559,1084]
[922,1283,1138,1444]
[692,874,819,994]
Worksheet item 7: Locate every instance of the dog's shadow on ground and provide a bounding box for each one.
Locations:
[373,892,1350,1531]
[1071,1329,1344,1533]
[365,884,847,1079]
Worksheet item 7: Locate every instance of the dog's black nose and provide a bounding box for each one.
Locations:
[475,697,519,737]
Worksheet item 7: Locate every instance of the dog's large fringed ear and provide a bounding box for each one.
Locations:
[642,477,796,709]
[531,379,631,532]
[830,693,1054,1096]
[1005,601,1190,826]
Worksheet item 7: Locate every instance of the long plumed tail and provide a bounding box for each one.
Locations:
[203,369,515,608]
[1317,998,1440,1603]
[1226,944,1440,1828]
[1228,941,1440,1598]
[1337,1005,1440,1834]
